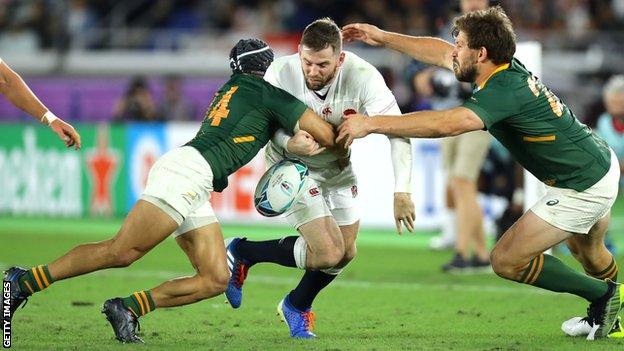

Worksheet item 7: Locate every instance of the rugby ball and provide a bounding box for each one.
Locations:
[254,159,308,217]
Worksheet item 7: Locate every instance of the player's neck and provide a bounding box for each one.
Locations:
[475,62,510,90]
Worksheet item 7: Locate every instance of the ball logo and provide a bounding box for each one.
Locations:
[280,181,294,197]
[546,199,559,206]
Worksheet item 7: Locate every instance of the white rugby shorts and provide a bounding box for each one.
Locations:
[531,149,619,234]
[141,146,218,237]
[265,151,359,229]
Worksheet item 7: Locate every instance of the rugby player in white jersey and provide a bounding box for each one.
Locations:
[223,18,415,338]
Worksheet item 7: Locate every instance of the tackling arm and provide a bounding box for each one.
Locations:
[337,107,485,147]
[342,23,454,70]
[0,60,81,149]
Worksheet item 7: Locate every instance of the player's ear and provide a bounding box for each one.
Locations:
[477,47,488,63]
[297,44,302,56]
[337,51,346,67]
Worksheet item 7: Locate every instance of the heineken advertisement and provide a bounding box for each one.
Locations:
[0,124,127,217]
[0,122,477,230]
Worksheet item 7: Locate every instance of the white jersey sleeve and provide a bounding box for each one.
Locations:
[360,67,413,193]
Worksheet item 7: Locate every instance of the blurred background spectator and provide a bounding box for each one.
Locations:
[113,76,157,122]
[157,75,195,121]
[596,75,624,184]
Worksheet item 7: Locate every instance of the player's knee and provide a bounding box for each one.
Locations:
[198,270,229,298]
[313,245,344,269]
[107,243,144,268]
[342,243,357,264]
[490,249,515,279]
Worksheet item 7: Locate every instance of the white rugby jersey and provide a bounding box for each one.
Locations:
[264,51,412,192]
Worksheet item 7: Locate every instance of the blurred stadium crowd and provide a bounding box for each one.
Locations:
[0,0,622,125]
[1,0,623,51]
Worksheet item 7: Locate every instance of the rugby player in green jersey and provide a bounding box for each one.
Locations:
[339,6,623,340]
[4,38,342,344]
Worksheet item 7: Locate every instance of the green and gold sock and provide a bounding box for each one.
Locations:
[519,254,609,302]
[121,290,156,317]
[18,265,54,295]
[585,256,618,282]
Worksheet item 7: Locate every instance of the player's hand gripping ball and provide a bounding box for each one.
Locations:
[254,159,309,217]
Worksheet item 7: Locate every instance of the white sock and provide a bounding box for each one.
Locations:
[320,267,343,275]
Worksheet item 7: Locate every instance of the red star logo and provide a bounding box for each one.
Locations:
[85,125,119,216]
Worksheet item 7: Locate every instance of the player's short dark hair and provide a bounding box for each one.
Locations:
[301,17,342,55]
[229,38,274,75]
[452,5,516,65]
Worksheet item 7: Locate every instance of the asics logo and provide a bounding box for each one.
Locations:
[182,191,199,205]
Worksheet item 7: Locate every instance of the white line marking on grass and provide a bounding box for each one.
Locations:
[94,267,553,296]
[0,262,556,296]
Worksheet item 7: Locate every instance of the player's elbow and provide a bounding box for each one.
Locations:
[439,111,480,137]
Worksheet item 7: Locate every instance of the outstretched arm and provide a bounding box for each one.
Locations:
[342,23,454,70]
[337,107,485,147]
[0,60,81,149]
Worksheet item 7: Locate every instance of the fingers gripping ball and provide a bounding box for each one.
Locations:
[254,160,309,217]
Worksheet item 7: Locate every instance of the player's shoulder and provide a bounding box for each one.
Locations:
[267,53,299,73]
[341,51,384,83]
[482,58,530,94]
[342,51,379,74]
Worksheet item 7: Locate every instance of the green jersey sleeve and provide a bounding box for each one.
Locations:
[262,84,307,133]
[462,75,522,129]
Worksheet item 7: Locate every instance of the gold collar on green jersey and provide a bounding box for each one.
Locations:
[476,62,510,91]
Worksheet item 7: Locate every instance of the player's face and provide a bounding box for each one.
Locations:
[299,45,344,91]
[452,32,479,83]
[460,0,489,13]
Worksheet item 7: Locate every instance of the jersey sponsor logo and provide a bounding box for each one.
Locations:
[343,108,357,116]
[546,199,559,206]
[309,187,320,197]
[351,185,358,198]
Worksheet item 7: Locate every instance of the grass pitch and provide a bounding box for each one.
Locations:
[2,216,624,350]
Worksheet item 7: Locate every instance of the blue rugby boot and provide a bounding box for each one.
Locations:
[224,237,250,308]
[277,295,316,339]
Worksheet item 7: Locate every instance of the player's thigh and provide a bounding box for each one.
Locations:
[492,210,571,266]
[285,177,343,249]
[297,216,344,254]
[451,131,491,181]
[111,199,178,253]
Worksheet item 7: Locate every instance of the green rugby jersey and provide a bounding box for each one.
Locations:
[186,73,306,192]
[462,58,611,191]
